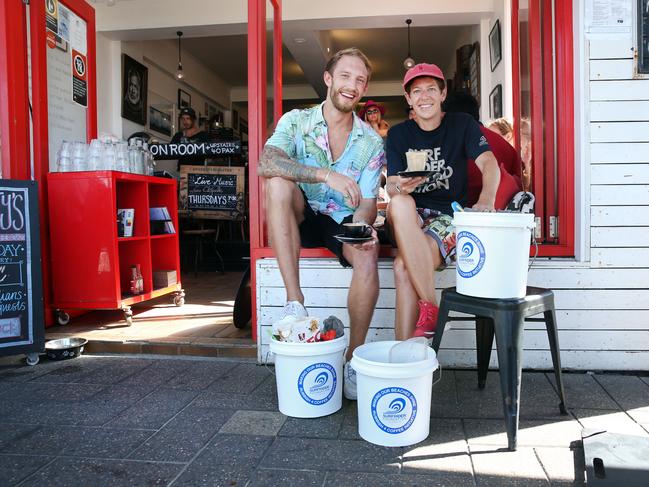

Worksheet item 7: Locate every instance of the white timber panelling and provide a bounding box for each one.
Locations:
[590,122,649,143]
[590,80,649,101]
[591,164,649,185]
[591,206,649,226]
[588,39,634,59]
[589,59,635,80]
[590,143,649,163]
[591,248,649,267]
[591,185,649,205]
[590,101,649,122]
[591,227,649,247]
[256,258,649,370]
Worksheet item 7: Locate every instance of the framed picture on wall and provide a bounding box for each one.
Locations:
[178,89,191,109]
[489,19,502,72]
[489,84,503,119]
[121,54,148,125]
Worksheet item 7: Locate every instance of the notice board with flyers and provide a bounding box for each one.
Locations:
[179,165,246,220]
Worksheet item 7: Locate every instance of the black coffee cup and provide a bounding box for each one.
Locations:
[343,222,371,238]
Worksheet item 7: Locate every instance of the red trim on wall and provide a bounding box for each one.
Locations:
[0,0,31,180]
[511,0,521,156]
[30,0,97,325]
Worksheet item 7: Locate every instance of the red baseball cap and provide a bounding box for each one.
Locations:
[403,63,445,90]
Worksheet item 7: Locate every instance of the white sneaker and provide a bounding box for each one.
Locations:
[343,361,357,400]
[280,300,308,320]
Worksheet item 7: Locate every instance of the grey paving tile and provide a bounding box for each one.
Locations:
[247,468,324,486]
[547,373,619,411]
[0,454,54,487]
[218,410,286,436]
[4,426,152,459]
[455,371,566,420]
[4,382,105,403]
[324,471,475,486]
[191,387,278,411]
[163,361,238,390]
[465,418,582,448]
[402,418,470,476]
[0,399,129,427]
[0,423,42,450]
[639,376,649,387]
[593,374,649,423]
[169,434,273,487]
[0,358,70,383]
[128,404,234,462]
[338,400,361,440]
[19,457,182,487]
[105,389,199,429]
[279,409,345,439]
[205,362,272,394]
[535,446,586,487]
[34,357,153,385]
[572,409,649,437]
[260,437,401,473]
[119,359,192,386]
[470,445,549,486]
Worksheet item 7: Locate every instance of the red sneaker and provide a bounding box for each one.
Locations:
[412,300,439,338]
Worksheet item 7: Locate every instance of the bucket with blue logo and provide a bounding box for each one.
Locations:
[454,211,535,299]
[270,335,347,418]
[351,341,439,447]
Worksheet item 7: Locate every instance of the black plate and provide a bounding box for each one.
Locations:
[334,234,373,244]
[397,170,435,178]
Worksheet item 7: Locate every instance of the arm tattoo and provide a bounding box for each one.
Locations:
[258,145,321,183]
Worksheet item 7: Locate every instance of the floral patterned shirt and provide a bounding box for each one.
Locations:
[265,102,385,223]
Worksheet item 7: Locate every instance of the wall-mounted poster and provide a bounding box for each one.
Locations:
[178,89,191,109]
[489,19,502,72]
[149,106,173,136]
[121,54,148,126]
[489,84,503,119]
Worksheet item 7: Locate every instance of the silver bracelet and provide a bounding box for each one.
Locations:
[395,182,402,193]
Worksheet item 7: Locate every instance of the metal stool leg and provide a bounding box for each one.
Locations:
[476,317,495,389]
[493,310,525,451]
[544,309,568,414]
[431,298,451,353]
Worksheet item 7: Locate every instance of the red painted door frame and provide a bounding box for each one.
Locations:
[511,0,575,257]
[0,0,31,180]
[248,0,282,341]
[30,0,97,325]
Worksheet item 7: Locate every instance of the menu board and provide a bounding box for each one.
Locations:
[0,180,45,356]
[179,166,245,220]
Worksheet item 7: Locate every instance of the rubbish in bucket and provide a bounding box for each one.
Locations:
[351,340,439,447]
[270,315,347,418]
[453,211,535,299]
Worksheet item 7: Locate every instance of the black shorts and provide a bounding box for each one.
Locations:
[299,193,353,268]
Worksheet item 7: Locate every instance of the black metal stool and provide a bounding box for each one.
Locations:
[430,286,568,451]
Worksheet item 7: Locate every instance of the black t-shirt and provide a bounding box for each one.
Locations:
[170,130,211,166]
[386,113,490,215]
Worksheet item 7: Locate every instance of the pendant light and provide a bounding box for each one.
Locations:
[175,31,185,80]
[403,19,415,70]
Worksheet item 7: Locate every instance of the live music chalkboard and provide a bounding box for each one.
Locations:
[179,166,245,220]
[0,180,45,358]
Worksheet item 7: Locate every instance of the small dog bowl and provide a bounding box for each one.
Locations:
[45,338,88,360]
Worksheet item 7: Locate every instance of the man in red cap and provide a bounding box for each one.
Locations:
[385,63,500,339]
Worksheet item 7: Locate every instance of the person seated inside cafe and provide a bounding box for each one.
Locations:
[171,107,210,168]
[385,63,500,340]
[443,92,523,209]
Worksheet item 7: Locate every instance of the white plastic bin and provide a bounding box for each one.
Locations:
[270,335,347,418]
[454,211,535,299]
[351,341,439,447]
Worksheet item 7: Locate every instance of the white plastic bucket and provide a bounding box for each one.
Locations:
[270,335,347,418]
[453,211,535,299]
[351,341,439,447]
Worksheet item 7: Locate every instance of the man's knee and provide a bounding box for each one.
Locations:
[350,247,379,276]
[387,194,416,220]
[393,255,409,283]
[265,177,296,203]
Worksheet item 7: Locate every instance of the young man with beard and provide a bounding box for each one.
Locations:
[385,63,500,339]
[259,48,385,399]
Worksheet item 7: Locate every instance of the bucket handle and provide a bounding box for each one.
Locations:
[528,235,539,272]
[433,364,442,386]
[264,351,275,376]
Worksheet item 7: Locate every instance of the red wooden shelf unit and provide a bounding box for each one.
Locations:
[47,171,184,325]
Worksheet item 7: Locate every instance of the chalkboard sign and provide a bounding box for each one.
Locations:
[0,180,45,358]
[179,166,245,220]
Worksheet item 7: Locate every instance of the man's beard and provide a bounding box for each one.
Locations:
[329,85,357,113]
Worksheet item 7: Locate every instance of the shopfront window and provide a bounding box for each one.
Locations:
[639,0,649,73]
